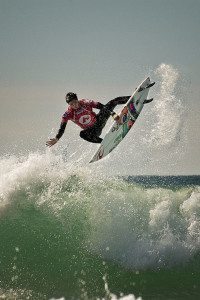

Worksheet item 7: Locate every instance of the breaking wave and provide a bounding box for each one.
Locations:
[0,152,199,299]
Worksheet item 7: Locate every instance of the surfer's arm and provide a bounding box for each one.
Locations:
[55,111,71,141]
[46,111,69,148]
[46,122,67,147]
[55,122,67,140]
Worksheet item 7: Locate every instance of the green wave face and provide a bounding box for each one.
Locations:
[0,155,200,299]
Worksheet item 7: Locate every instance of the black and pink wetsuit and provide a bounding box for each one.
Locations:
[56,96,130,143]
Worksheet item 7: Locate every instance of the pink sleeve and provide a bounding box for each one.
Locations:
[62,111,71,123]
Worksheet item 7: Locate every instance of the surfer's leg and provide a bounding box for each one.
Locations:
[94,96,130,132]
[95,97,129,128]
[95,108,111,130]
[80,128,102,144]
[105,96,130,111]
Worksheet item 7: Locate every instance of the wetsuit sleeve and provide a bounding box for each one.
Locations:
[56,111,71,140]
[56,122,67,140]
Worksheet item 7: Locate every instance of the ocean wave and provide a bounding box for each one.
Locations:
[0,152,199,271]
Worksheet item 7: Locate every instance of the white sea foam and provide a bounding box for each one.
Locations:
[0,149,199,271]
[0,288,45,300]
[88,183,200,269]
[180,188,200,248]
[146,63,184,147]
[101,274,142,300]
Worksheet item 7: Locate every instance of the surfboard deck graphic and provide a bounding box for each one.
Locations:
[89,77,154,163]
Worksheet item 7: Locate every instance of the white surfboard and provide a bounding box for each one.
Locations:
[89,77,154,163]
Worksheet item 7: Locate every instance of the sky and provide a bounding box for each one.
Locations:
[0,0,200,174]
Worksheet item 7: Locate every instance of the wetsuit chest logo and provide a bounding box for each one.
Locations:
[79,115,92,125]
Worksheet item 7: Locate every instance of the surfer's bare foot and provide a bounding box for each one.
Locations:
[111,112,121,124]
[113,114,121,124]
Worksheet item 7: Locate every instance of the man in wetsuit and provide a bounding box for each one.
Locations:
[46,92,131,146]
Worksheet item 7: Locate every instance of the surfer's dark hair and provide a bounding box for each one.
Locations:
[65,92,78,103]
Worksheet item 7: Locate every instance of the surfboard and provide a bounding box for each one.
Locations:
[89,77,154,163]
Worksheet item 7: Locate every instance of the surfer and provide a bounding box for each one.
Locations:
[46,92,131,146]
[46,92,154,146]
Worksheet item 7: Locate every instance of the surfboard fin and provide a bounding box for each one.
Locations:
[138,81,155,92]
[146,82,155,89]
[144,98,153,104]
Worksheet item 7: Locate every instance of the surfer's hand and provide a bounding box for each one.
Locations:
[46,138,58,147]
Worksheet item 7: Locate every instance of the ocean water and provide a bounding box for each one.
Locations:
[0,152,200,300]
[0,63,199,299]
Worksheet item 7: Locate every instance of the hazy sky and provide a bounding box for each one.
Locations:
[0,0,200,174]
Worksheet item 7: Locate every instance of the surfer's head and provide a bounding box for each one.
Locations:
[66,92,78,103]
[65,92,79,109]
